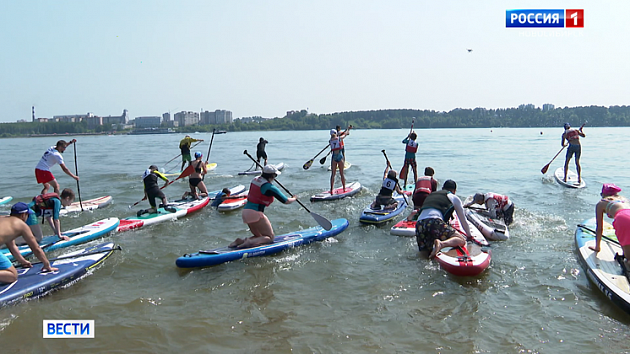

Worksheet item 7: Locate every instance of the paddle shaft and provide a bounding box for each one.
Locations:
[73,142,84,211]
[244,150,313,213]
[16,246,122,267]
[205,129,216,164]
[164,141,203,170]
[541,145,566,174]
[381,150,409,206]
[577,224,620,245]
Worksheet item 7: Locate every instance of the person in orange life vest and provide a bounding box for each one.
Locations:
[370,166,404,210]
[34,139,79,195]
[229,165,297,249]
[412,167,438,210]
[329,132,347,194]
[464,192,515,226]
[0,203,58,284]
[561,122,586,183]
[13,189,74,245]
[400,132,418,188]
[334,125,352,160]
[590,183,630,267]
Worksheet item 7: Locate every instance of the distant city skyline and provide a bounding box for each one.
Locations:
[1,1,629,123]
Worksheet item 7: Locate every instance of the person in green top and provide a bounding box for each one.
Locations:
[179,135,204,172]
[229,165,297,249]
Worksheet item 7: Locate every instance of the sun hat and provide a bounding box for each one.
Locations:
[263,165,281,176]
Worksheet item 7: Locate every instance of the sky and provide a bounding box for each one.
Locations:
[1,1,629,122]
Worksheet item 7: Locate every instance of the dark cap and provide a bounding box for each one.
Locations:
[11,202,34,215]
[442,179,457,191]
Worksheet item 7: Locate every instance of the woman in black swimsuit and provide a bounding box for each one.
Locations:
[186,152,208,199]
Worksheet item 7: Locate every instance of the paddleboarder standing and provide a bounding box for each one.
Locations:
[329,132,347,194]
[561,122,585,183]
[256,137,269,169]
[400,132,419,188]
[34,139,79,195]
[140,165,172,215]
[179,135,204,172]
[0,203,58,284]
[229,165,297,249]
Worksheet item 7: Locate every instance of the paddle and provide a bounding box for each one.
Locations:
[72,140,84,211]
[540,145,566,174]
[381,150,410,207]
[128,164,195,208]
[202,129,216,180]
[319,150,331,165]
[164,141,203,173]
[577,224,620,245]
[244,150,332,231]
[15,245,122,268]
[303,145,329,170]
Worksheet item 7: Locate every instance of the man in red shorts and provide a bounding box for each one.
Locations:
[34,139,79,195]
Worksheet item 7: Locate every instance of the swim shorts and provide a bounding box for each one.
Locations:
[566,144,581,160]
[415,218,461,252]
[182,153,192,162]
[257,151,267,160]
[332,151,344,162]
[35,169,55,184]
[146,188,166,208]
[375,195,396,207]
[614,209,630,246]
[0,252,13,271]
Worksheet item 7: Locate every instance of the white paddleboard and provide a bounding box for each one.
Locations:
[554,167,585,189]
[238,162,285,176]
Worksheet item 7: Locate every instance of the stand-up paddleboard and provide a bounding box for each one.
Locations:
[1,218,120,261]
[554,167,586,189]
[310,182,362,202]
[238,162,285,176]
[463,196,509,241]
[117,197,209,232]
[390,219,416,237]
[327,161,351,171]
[434,213,491,277]
[0,196,12,205]
[208,185,246,199]
[0,242,117,308]
[164,163,217,177]
[359,194,407,225]
[217,192,248,212]
[176,218,349,268]
[576,218,630,315]
[402,184,414,196]
[59,195,113,215]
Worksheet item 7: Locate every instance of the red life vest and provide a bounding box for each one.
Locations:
[486,192,509,209]
[247,176,275,207]
[330,138,342,151]
[565,129,580,140]
[33,193,60,211]
[414,176,433,194]
[406,140,418,153]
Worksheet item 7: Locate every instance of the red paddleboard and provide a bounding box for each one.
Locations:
[310,182,362,202]
[434,213,491,277]
[390,219,416,237]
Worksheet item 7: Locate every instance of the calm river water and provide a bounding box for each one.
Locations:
[0,127,629,353]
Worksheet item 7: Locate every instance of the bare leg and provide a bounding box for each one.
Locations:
[330,163,337,194]
[576,158,582,183]
[563,158,571,182]
[338,161,346,191]
[41,182,51,195]
[197,182,208,198]
[0,267,18,284]
[49,179,61,195]
[237,214,274,249]
[429,235,466,259]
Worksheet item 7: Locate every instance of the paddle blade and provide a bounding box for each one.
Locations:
[541,164,550,174]
[311,212,333,231]
[176,164,195,181]
[319,156,327,164]
[303,159,314,170]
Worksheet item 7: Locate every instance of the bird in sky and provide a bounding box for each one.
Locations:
[467,48,473,52]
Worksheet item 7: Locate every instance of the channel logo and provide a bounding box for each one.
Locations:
[43,320,95,338]
[506,9,584,28]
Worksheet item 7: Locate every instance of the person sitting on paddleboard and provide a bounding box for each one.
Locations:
[34,139,79,195]
[14,189,75,245]
[140,165,172,216]
[415,179,472,259]
[370,167,404,210]
[186,152,208,199]
[329,132,347,194]
[179,135,204,172]
[561,122,585,184]
[229,165,297,249]
[590,183,630,267]
[210,188,232,208]
[0,202,58,284]
[412,167,438,210]
[256,137,269,169]
[400,132,419,189]
[464,192,515,226]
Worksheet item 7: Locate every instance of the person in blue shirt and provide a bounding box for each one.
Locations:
[210,188,232,208]
[229,165,297,249]
[14,189,75,245]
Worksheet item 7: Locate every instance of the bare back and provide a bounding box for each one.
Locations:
[0,216,32,245]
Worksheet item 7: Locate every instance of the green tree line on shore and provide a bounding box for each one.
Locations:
[2,105,630,137]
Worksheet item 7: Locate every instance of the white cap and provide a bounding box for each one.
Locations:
[330,129,337,135]
[263,164,281,175]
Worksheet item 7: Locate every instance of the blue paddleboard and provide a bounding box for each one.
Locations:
[359,194,408,225]
[176,218,349,268]
[0,242,117,308]
[0,196,13,206]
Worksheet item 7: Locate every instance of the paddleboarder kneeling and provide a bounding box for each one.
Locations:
[229,165,297,249]
[14,189,75,245]
[561,122,585,183]
[0,203,58,284]
[590,183,630,267]
[371,167,403,210]
[186,152,208,199]
[464,192,515,226]
[415,180,472,259]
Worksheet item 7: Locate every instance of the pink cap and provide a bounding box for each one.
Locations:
[602,183,622,196]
